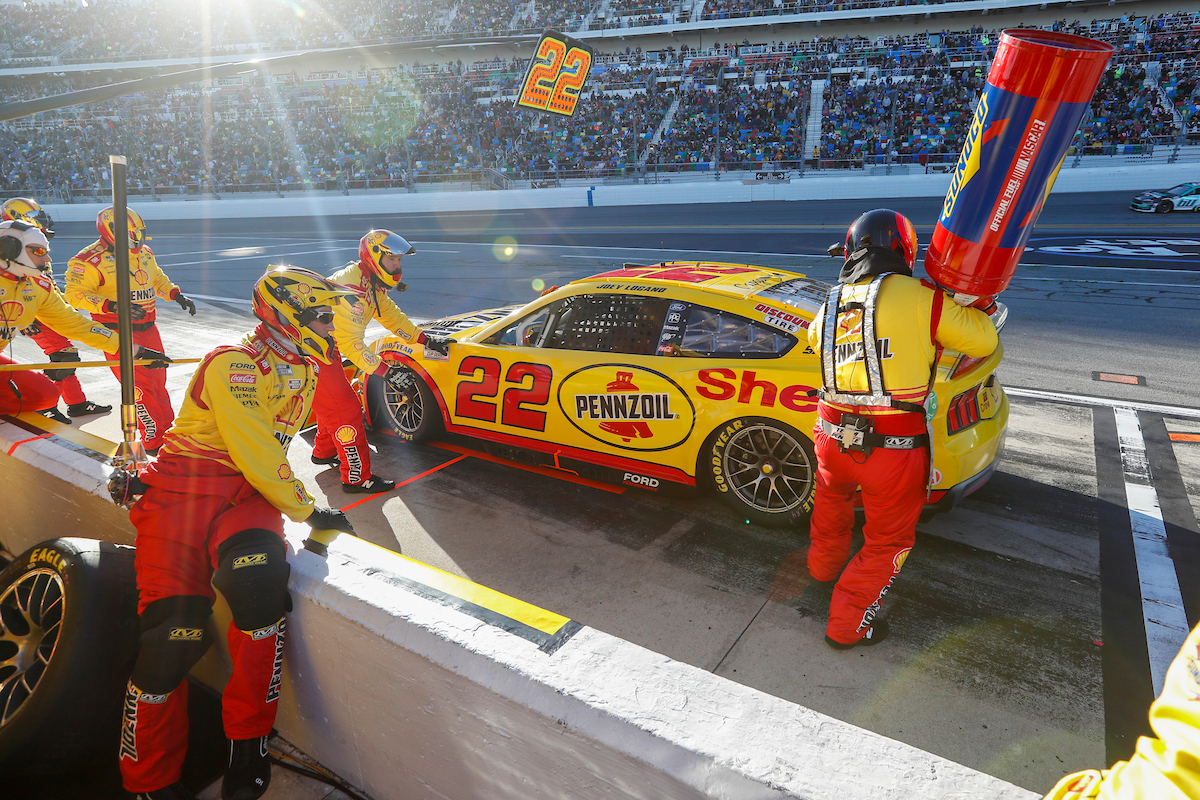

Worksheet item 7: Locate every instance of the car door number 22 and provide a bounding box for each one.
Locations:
[456,356,553,432]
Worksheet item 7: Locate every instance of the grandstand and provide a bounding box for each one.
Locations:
[1,0,1196,199]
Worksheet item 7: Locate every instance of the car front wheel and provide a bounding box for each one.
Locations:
[704,417,817,528]
[367,365,443,444]
[0,538,139,770]
[1156,199,1173,213]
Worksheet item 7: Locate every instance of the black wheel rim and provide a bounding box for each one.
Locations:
[722,424,813,514]
[0,569,65,727]
[385,371,424,435]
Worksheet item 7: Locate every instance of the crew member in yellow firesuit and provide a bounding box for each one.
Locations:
[2,197,111,422]
[807,209,998,649]
[0,220,168,417]
[1043,622,1200,799]
[112,267,357,800]
[310,229,450,492]
[66,207,197,453]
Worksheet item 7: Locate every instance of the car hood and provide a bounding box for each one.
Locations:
[418,304,525,339]
[1134,191,1168,199]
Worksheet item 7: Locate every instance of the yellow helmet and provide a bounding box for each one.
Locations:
[252,266,359,364]
[358,229,416,288]
[2,198,54,238]
[97,206,147,251]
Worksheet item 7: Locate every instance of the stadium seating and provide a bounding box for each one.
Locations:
[1,11,1196,195]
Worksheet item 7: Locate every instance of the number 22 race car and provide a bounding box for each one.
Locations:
[358,262,1009,528]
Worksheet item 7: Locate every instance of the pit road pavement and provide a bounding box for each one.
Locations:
[15,191,1199,794]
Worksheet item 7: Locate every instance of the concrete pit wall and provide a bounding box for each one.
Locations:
[42,161,1181,223]
[0,416,1036,800]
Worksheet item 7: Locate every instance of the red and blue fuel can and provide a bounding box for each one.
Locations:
[924,30,1114,296]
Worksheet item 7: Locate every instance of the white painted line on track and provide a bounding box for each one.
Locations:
[411,240,830,259]
[189,293,253,306]
[160,245,349,267]
[1008,276,1199,288]
[1020,263,1200,274]
[1113,407,1190,697]
[1005,387,1200,420]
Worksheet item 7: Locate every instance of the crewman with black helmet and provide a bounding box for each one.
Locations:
[113,267,357,800]
[310,229,449,493]
[2,197,111,421]
[66,206,197,452]
[807,208,998,649]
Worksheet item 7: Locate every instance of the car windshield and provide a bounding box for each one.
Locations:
[753,277,829,315]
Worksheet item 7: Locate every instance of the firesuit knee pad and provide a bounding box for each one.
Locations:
[212,529,291,634]
[45,348,80,382]
[130,595,215,695]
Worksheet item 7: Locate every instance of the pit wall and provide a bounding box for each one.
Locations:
[43,161,1177,222]
[0,416,1037,799]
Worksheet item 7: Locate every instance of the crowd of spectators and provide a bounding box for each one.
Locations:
[4,1,1198,63]
[2,13,1197,196]
[651,83,808,168]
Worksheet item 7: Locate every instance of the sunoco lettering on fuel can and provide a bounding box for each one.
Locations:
[925,29,1113,297]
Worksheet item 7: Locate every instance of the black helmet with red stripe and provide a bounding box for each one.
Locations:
[844,208,918,272]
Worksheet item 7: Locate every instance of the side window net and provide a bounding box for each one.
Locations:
[544,294,669,355]
[674,306,795,358]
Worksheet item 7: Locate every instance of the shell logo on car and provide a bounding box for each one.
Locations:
[358,262,1009,528]
[559,365,695,451]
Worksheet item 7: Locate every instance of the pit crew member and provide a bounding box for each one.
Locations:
[66,206,197,452]
[807,208,998,649]
[0,220,138,418]
[115,267,357,800]
[311,229,447,492]
[3,197,111,420]
[1043,621,1200,799]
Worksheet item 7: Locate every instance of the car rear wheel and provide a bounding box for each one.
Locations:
[367,365,443,444]
[1156,199,1173,213]
[0,538,139,770]
[704,417,817,528]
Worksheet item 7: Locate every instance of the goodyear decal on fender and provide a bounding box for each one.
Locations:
[939,84,1086,250]
[557,364,695,452]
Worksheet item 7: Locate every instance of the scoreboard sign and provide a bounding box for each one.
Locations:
[516,30,594,117]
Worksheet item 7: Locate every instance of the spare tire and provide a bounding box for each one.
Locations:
[0,538,139,770]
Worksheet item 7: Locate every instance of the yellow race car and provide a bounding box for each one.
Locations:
[362,262,1008,528]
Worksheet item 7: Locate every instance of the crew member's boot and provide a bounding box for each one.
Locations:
[222,735,271,800]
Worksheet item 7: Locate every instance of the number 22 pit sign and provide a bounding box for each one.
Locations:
[516,30,594,117]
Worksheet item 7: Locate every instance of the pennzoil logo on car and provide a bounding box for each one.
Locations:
[233,553,269,569]
[169,628,204,640]
[558,365,695,452]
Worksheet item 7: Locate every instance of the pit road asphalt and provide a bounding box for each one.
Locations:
[16,189,1199,795]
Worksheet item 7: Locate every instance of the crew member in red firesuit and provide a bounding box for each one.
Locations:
[310,229,450,492]
[113,267,357,800]
[66,206,197,453]
[2,197,111,422]
[807,209,998,649]
[0,220,149,418]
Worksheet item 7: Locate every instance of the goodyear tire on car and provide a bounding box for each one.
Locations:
[368,365,443,444]
[705,417,817,528]
[0,538,139,770]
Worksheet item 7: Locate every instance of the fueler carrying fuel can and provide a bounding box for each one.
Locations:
[924,30,1114,296]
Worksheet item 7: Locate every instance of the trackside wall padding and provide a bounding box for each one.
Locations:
[0,422,1038,800]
